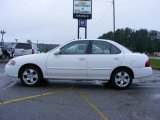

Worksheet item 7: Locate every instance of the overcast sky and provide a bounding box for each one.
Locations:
[0,0,160,44]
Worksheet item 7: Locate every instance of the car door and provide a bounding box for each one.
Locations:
[46,40,89,79]
[87,40,124,80]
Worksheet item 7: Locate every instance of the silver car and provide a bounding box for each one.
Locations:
[14,43,38,57]
[0,47,2,58]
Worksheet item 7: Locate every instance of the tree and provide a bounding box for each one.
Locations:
[98,28,160,53]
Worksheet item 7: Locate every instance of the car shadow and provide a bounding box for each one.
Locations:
[13,79,113,90]
[12,79,151,91]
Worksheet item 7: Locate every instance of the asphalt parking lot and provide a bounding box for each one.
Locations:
[0,63,160,120]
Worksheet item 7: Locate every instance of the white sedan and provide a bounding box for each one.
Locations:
[5,39,152,89]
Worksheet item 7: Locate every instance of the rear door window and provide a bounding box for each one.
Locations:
[91,41,111,54]
[16,43,32,49]
[91,40,121,54]
[111,44,121,54]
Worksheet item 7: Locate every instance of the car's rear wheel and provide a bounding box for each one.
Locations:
[111,69,132,89]
[20,66,42,87]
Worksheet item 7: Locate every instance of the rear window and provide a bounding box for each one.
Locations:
[15,43,32,49]
[111,44,121,54]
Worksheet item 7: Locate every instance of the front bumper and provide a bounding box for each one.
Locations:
[5,64,19,78]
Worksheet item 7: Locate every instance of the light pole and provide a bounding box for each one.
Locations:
[37,40,39,47]
[0,30,6,47]
[113,0,115,40]
[15,39,18,44]
[105,0,116,40]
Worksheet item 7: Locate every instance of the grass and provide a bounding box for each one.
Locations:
[150,58,160,69]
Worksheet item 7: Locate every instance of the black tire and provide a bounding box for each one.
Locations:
[20,66,43,87]
[111,69,132,90]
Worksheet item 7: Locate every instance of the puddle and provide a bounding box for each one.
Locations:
[152,94,160,99]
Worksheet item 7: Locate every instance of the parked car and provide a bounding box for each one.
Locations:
[5,47,14,58]
[14,43,38,57]
[0,47,2,58]
[0,46,11,59]
[5,39,152,89]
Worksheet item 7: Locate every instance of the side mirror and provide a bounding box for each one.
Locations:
[54,49,60,55]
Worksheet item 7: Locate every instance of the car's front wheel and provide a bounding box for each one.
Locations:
[20,66,43,87]
[111,69,132,89]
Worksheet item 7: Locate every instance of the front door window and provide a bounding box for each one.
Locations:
[60,41,89,55]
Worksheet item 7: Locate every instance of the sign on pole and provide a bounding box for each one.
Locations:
[73,0,92,19]
[79,19,87,27]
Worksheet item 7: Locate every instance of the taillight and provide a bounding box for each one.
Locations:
[145,59,150,67]
[32,49,34,54]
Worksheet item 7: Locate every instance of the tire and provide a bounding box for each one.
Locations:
[111,69,132,90]
[20,66,43,87]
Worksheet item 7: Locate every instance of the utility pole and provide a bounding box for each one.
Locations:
[37,40,39,47]
[0,30,6,47]
[113,0,115,40]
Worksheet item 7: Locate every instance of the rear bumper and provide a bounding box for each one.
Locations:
[133,67,152,78]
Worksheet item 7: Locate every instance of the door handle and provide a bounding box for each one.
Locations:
[79,58,85,60]
[113,58,119,60]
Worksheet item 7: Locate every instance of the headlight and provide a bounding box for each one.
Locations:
[7,60,16,66]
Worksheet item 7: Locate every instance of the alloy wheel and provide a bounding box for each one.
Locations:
[22,69,38,85]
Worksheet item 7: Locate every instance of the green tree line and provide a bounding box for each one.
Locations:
[98,28,160,53]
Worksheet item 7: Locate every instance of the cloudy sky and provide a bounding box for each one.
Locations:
[0,0,160,44]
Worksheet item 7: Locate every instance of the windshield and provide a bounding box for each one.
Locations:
[47,44,60,53]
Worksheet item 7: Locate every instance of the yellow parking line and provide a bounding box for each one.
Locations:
[77,90,109,120]
[0,88,71,106]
